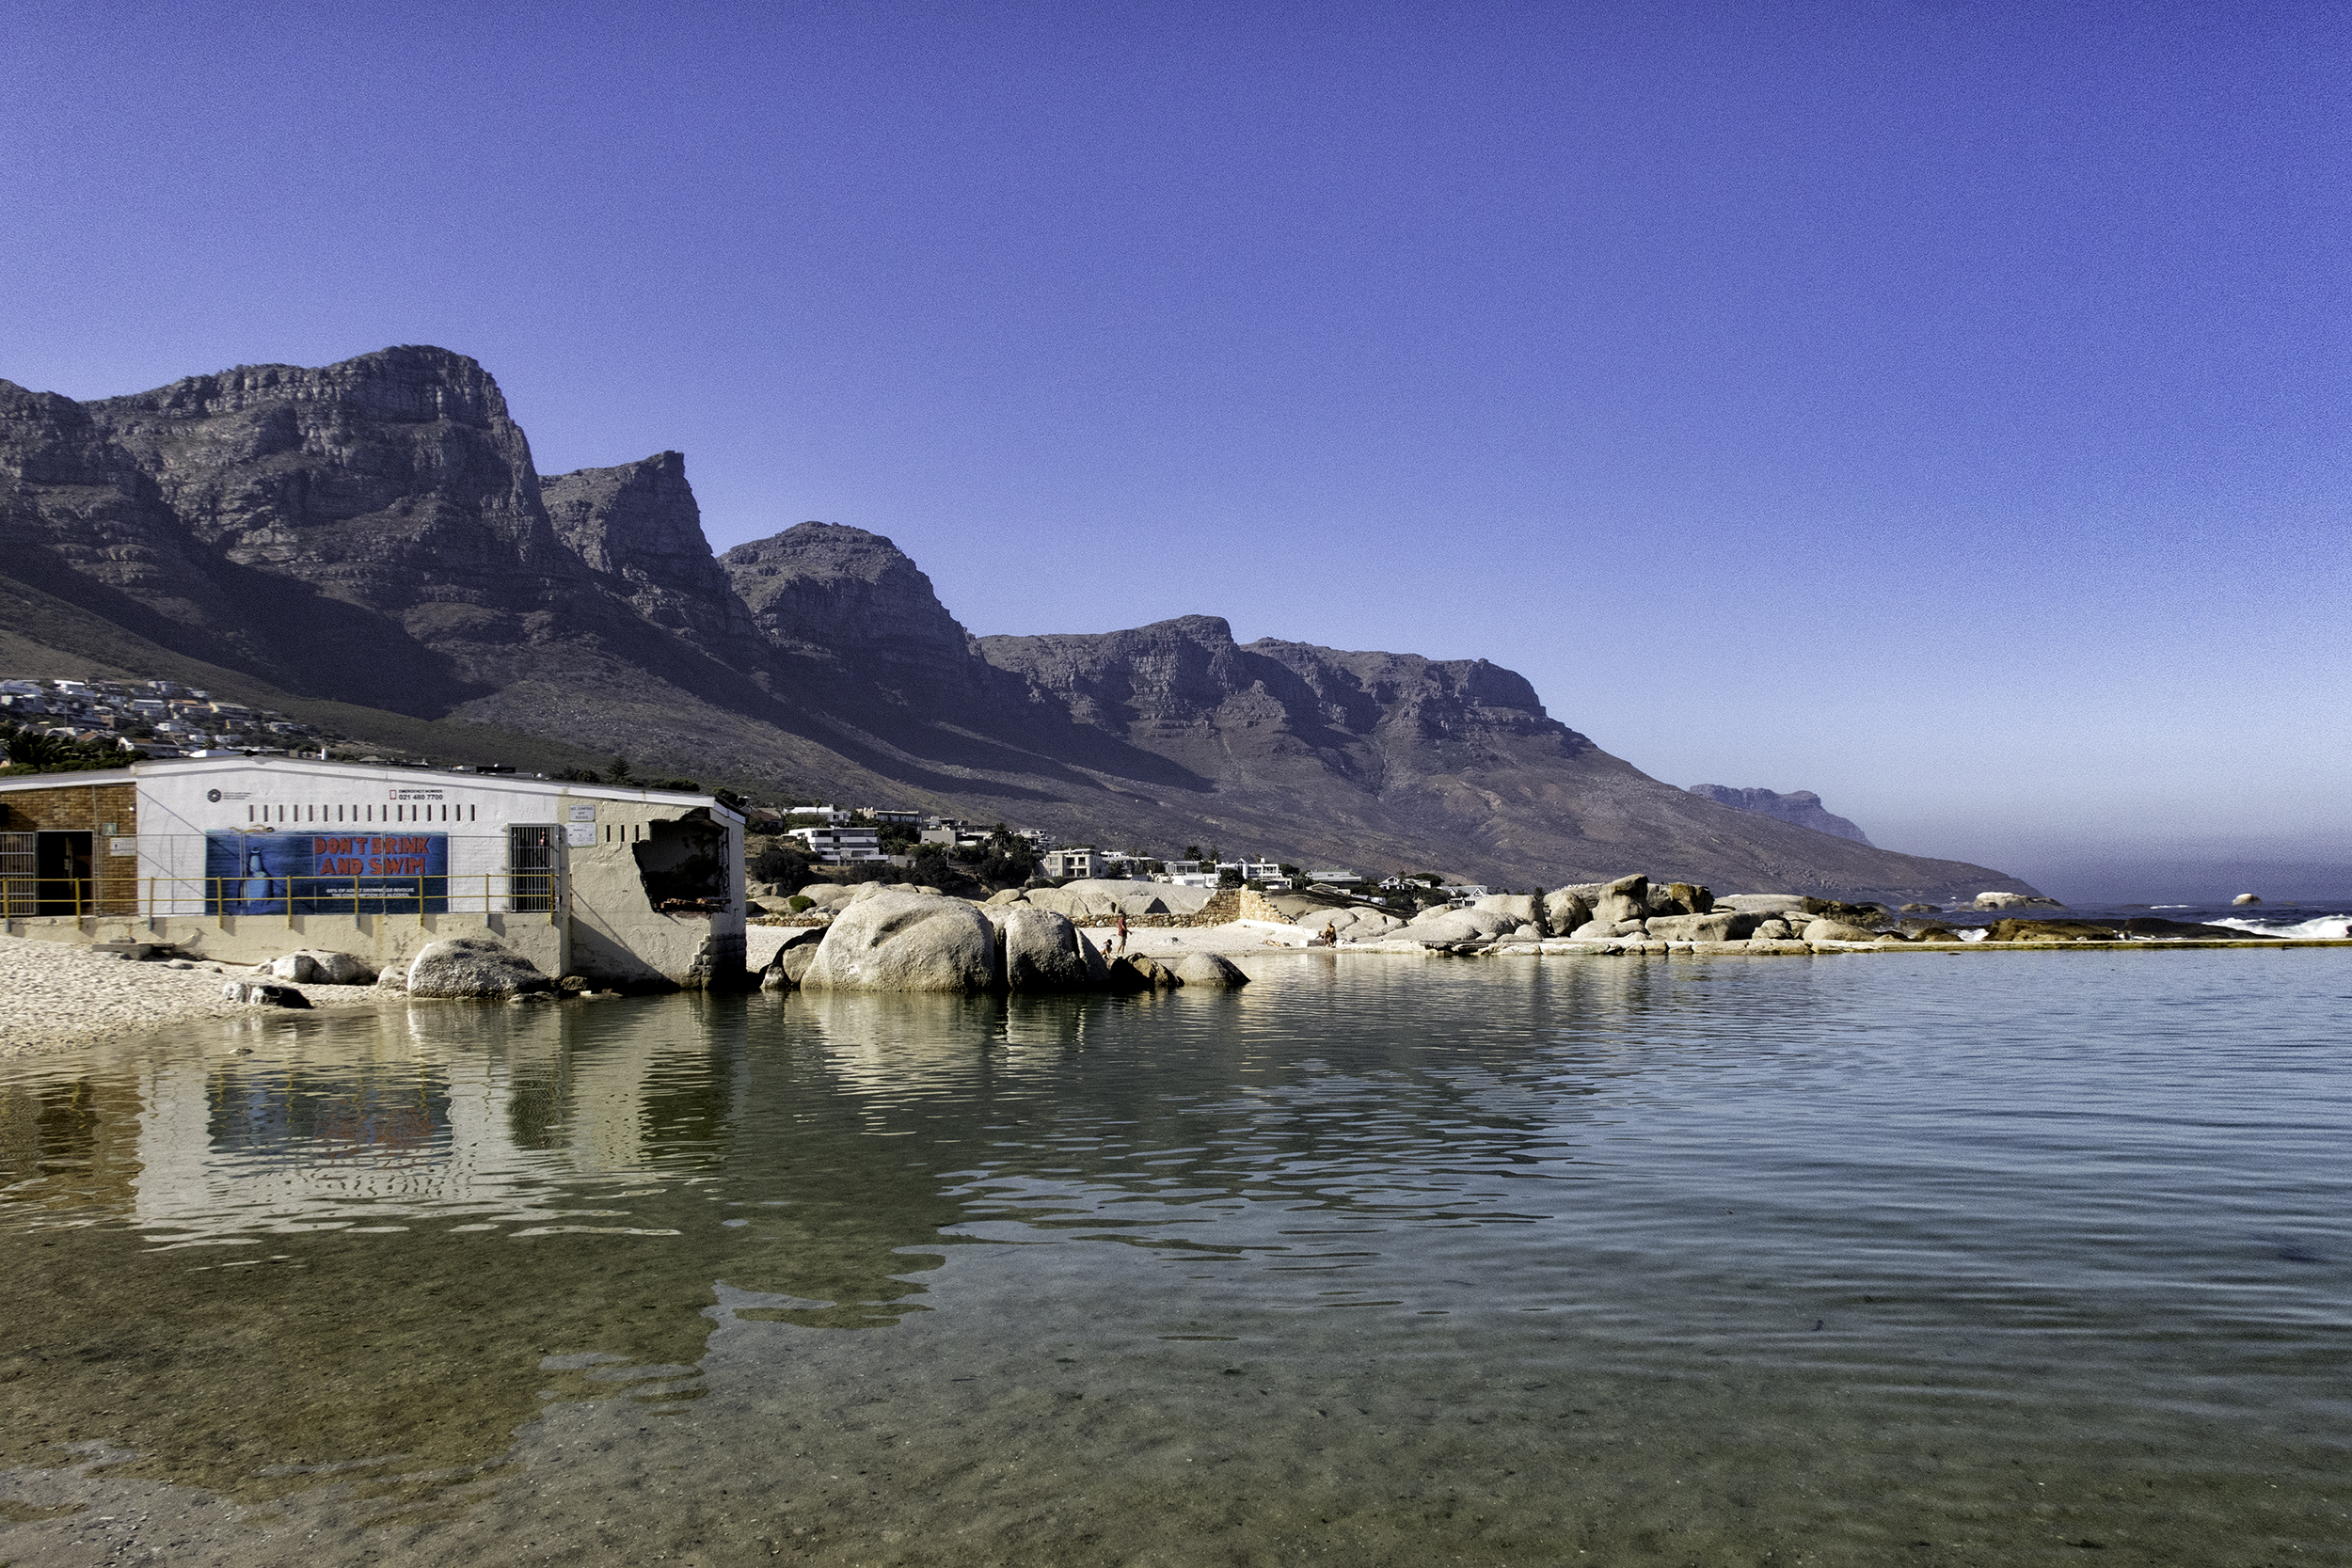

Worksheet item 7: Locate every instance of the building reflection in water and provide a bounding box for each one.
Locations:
[0,998,969,1504]
[2,968,1590,1511]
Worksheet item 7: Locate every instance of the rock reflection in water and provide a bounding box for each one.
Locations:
[0,954,2346,1568]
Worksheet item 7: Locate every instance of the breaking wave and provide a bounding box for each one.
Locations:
[2212,915,2352,941]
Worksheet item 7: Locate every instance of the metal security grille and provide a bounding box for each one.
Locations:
[0,832,33,917]
[506,824,557,912]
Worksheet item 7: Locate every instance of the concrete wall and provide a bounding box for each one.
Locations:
[564,796,744,989]
[2,910,566,975]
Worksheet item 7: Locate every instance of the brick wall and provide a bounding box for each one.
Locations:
[0,780,139,913]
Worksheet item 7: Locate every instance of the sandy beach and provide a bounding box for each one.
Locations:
[0,936,385,1059]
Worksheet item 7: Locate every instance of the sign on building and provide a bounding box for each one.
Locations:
[203,831,450,914]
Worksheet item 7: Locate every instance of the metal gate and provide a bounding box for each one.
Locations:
[0,832,32,917]
[506,824,557,912]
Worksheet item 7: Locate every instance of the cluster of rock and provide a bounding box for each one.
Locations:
[263,950,375,985]
[1976,916,2255,942]
[1359,876,1793,950]
[763,878,1223,925]
[1356,877,2249,951]
[1343,876,1952,951]
[758,889,1246,994]
[985,879,1218,921]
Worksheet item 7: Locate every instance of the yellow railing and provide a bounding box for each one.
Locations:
[0,874,564,922]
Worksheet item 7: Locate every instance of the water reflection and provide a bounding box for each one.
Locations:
[0,970,1618,1502]
[0,954,2345,1566]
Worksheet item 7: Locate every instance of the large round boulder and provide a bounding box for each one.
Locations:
[1801,919,1882,944]
[802,891,1000,993]
[406,936,552,999]
[1408,908,1523,944]
[1472,893,1537,924]
[1124,954,1180,989]
[1172,952,1249,989]
[1000,907,1097,991]
[1663,881,1713,914]
[1589,874,1649,926]
[1645,912,1760,942]
[1543,889,1593,933]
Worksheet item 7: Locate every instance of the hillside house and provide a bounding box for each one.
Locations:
[789,824,883,863]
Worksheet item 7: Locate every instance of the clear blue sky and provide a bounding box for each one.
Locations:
[5,1,2345,898]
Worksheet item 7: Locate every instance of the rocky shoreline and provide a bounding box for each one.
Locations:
[3,875,2338,1060]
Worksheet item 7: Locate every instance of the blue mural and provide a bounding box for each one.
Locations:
[203,832,449,914]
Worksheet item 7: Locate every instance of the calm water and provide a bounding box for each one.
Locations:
[2,950,2347,1566]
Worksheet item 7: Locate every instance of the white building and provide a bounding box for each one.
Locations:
[789,824,884,863]
[1041,847,1104,879]
[0,756,747,989]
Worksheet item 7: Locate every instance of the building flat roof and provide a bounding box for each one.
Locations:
[0,756,740,823]
[0,768,142,792]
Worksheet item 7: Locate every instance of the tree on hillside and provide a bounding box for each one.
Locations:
[0,722,127,776]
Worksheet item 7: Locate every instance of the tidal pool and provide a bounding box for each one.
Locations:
[2,950,2347,1565]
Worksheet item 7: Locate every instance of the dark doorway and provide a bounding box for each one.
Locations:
[507,825,557,912]
[35,832,92,915]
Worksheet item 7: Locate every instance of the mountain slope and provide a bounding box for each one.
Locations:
[978,617,2022,896]
[0,346,2037,897]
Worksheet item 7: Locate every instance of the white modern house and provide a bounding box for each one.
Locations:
[1041,847,1106,879]
[788,824,884,863]
[0,756,746,989]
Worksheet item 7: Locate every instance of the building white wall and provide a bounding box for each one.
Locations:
[123,758,744,987]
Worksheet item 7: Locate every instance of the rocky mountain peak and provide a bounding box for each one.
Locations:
[718,521,987,698]
[92,345,515,437]
[542,451,754,649]
[1686,784,1872,845]
[0,344,2034,897]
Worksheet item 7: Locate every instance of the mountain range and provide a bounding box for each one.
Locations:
[0,345,2035,898]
